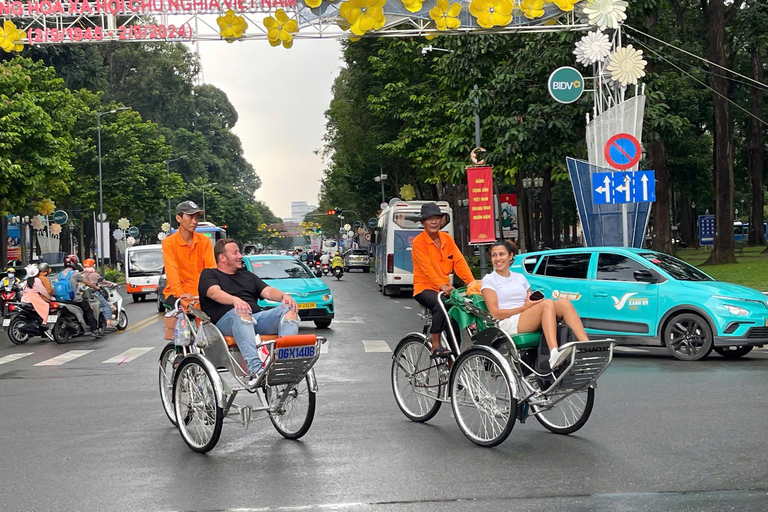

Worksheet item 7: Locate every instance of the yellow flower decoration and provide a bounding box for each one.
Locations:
[264,9,298,48]
[402,0,424,13]
[305,0,322,7]
[429,0,461,30]
[520,0,544,18]
[469,0,513,28]
[0,21,26,53]
[37,199,56,216]
[339,0,386,36]
[50,223,62,236]
[550,0,579,11]
[217,9,248,42]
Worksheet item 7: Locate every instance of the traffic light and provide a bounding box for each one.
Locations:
[327,209,337,215]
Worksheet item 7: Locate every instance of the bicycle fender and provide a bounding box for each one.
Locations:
[179,353,227,406]
[392,332,428,360]
[306,368,318,393]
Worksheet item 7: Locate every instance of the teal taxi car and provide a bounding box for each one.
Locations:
[510,247,768,360]
[243,255,334,328]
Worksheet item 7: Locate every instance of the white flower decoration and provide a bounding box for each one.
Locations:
[574,30,612,66]
[117,218,131,230]
[161,222,171,233]
[49,223,62,235]
[583,0,627,30]
[607,44,647,86]
[126,236,136,247]
[157,232,167,241]
[31,216,43,230]
[113,228,125,240]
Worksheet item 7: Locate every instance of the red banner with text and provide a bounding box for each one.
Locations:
[467,166,494,244]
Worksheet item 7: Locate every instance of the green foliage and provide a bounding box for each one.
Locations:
[103,267,124,284]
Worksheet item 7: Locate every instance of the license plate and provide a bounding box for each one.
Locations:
[142,286,156,292]
[2,318,9,327]
[47,315,58,324]
[276,345,316,360]
[298,302,316,309]
[765,318,768,327]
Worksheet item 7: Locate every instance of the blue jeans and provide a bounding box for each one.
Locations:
[94,292,111,322]
[216,305,299,373]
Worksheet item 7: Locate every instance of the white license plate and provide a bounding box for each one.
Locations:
[276,345,316,360]
[142,286,155,292]
[2,318,9,327]
[47,315,58,324]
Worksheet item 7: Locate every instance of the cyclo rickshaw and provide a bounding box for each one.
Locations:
[391,287,614,447]
[158,300,325,453]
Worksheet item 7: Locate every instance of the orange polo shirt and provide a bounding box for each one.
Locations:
[162,230,215,298]
[412,230,474,296]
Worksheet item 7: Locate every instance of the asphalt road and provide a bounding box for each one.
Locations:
[1,273,767,512]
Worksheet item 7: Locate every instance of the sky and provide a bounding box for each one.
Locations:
[197,39,343,220]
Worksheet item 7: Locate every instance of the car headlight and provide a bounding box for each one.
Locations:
[724,305,749,316]
[323,293,332,301]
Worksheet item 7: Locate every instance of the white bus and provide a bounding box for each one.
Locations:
[375,199,453,296]
[322,239,338,254]
[125,244,164,302]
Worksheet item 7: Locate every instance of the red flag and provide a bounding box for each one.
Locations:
[467,166,494,244]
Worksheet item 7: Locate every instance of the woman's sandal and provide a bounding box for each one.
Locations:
[430,346,452,359]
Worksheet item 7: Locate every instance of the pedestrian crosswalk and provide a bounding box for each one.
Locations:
[34,350,93,366]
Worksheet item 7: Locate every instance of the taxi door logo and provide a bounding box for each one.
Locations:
[612,292,648,310]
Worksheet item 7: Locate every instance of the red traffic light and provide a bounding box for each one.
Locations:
[327,209,337,215]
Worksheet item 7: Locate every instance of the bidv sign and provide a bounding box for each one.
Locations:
[548,66,585,104]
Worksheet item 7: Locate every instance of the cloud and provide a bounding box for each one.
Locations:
[197,38,342,219]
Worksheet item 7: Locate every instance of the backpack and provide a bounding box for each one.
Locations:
[53,270,76,301]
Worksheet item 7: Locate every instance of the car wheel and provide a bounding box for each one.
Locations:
[662,313,714,361]
[363,267,370,273]
[133,294,145,303]
[314,320,331,329]
[713,345,753,359]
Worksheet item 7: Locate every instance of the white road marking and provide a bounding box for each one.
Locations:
[34,350,93,366]
[362,340,391,353]
[335,316,366,324]
[393,300,400,303]
[102,347,154,364]
[0,353,33,365]
[403,306,412,310]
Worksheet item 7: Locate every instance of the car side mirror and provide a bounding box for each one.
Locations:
[634,269,658,283]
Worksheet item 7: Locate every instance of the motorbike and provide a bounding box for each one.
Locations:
[100,284,128,330]
[332,265,343,280]
[4,301,57,345]
[1,283,21,317]
[321,263,330,276]
[50,288,106,343]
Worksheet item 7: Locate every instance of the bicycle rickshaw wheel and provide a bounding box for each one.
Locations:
[530,388,594,435]
[450,347,515,447]
[263,374,316,440]
[173,358,223,453]
[391,335,442,422]
[158,343,177,426]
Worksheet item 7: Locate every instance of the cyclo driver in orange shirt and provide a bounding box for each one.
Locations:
[162,200,216,307]
[412,202,475,358]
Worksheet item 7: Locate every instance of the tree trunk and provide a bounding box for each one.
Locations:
[703,0,737,264]
[679,193,693,245]
[649,140,674,255]
[541,166,553,248]
[748,48,765,247]
[516,169,528,253]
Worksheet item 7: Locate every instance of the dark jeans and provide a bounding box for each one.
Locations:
[74,300,98,332]
[414,289,450,335]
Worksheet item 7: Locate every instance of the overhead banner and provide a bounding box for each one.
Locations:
[467,166,494,244]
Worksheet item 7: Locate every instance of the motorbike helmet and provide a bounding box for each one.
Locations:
[84,258,96,268]
[38,262,50,274]
[63,254,79,268]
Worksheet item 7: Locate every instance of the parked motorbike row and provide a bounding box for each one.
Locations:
[2,284,127,345]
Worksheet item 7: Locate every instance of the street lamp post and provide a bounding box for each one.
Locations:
[164,155,188,225]
[201,183,218,222]
[374,165,388,205]
[97,107,129,276]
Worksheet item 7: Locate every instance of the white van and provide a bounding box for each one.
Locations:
[125,244,164,302]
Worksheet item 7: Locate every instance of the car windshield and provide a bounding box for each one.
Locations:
[249,259,314,279]
[348,250,367,256]
[639,253,713,281]
[128,250,164,276]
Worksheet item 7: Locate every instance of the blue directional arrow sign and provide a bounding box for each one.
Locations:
[592,171,656,205]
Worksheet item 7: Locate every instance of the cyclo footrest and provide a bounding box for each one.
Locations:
[541,339,614,395]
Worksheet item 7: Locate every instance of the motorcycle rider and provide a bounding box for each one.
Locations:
[331,252,344,271]
[82,258,117,332]
[319,252,331,266]
[59,254,103,338]
[1,267,21,298]
[37,262,55,297]
[20,264,54,340]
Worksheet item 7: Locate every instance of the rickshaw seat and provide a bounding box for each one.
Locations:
[510,332,541,350]
[223,334,279,348]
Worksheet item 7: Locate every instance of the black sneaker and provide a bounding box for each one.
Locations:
[92,330,104,339]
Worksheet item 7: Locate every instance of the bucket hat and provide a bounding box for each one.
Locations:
[418,202,448,222]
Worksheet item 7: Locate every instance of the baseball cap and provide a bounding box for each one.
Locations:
[175,200,204,215]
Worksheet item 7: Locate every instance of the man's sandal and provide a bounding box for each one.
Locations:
[430,346,452,359]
